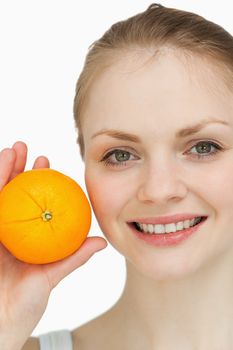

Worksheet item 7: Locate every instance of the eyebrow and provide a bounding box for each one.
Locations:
[91,118,230,143]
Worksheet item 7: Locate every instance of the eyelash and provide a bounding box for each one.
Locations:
[100,141,224,168]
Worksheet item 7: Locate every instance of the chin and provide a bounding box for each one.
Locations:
[126,254,208,283]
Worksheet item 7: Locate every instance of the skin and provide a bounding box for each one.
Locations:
[0,142,107,350]
[72,49,233,349]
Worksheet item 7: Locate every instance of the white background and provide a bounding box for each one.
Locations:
[0,1,232,336]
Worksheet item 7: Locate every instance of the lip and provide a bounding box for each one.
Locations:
[128,213,208,225]
[127,217,208,247]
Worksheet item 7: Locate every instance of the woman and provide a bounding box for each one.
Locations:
[1,3,233,349]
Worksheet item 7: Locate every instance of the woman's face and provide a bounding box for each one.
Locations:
[81,50,233,280]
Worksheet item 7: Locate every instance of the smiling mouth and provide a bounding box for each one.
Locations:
[130,216,207,235]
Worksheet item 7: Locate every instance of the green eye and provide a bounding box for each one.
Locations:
[114,150,131,162]
[101,149,136,167]
[188,141,223,159]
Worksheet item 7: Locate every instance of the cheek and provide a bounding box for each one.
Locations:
[85,169,136,220]
[200,161,233,213]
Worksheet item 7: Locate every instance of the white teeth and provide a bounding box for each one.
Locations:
[148,224,154,234]
[153,224,165,234]
[176,221,184,231]
[136,217,202,234]
[183,220,190,229]
[165,223,176,233]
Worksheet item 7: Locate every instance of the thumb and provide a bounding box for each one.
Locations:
[42,236,108,289]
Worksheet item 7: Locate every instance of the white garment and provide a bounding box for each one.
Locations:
[39,329,73,350]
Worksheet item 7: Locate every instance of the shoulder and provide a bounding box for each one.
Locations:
[72,319,101,350]
[22,330,73,350]
[21,337,39,350]
[72,308,119,350]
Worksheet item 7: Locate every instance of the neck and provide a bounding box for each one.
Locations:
[113,249,233,350]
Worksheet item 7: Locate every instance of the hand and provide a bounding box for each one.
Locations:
[0,141,107,349]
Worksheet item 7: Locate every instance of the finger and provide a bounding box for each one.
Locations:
[43,236,108,289]
[0,242,18,267]
[32,156,50,169]
[9,141,28,180]
[0,148,16,190]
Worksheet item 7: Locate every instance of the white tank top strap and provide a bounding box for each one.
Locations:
[38,329,73,350]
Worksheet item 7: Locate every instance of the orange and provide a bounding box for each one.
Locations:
[0,168,91,264]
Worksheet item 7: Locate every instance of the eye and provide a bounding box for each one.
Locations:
[99,141,224,168]
[187,141,224,159]
[100,149,137,167]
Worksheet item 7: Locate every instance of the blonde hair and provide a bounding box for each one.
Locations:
[73,3,233,159]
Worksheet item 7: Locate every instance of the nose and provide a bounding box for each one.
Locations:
[136,156,187,205]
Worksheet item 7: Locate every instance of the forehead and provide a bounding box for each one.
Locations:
[81,49,233,137]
